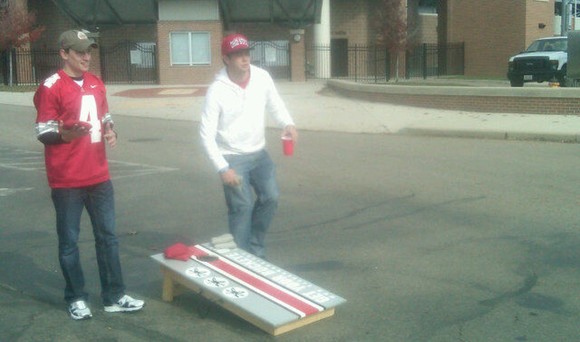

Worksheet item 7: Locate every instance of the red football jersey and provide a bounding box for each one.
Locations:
[34,70,111,188]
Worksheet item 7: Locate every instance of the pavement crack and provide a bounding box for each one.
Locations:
[341,195,486,231]
[478,272,538,307]
[0,282,19,292]
[292,193,416,232]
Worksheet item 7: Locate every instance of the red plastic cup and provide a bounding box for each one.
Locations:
[282,136,294,156]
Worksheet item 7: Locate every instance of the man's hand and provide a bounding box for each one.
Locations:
[283,125,298,142]
[220,168,241,187]
[104,122,117,148]
[59,121,90,142]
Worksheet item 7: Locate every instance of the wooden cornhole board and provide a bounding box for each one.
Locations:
[151,243,346,336]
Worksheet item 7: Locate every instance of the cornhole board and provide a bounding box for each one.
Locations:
[151,243,346,336]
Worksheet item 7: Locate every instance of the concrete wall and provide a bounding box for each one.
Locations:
[329,79,580,115]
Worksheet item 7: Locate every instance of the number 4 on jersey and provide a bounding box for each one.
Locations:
[79,95,102,143]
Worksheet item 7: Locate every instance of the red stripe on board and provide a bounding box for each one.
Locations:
[190,246,321,317]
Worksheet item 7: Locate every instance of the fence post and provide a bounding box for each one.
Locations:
[354,44,358,82]
[8,48,14,86]
[126,42,133,84]
[422,43,427,79]
[460,43,465,75]
[153,44,159,84]
[374,45,377,83]
[405,49,409,80]
[385,47,390,82]
[438,43,445,76]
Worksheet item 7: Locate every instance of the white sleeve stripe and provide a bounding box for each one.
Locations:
[35,121,59,137]
[102,113,113,124]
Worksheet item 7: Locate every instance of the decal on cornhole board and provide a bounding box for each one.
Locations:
[151,243,346,335]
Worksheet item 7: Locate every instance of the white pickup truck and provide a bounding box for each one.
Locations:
[507,36,568,87]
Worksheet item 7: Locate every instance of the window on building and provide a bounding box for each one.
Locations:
[170,32,211,66]
[555,1,580,16]
[418,0,437,14]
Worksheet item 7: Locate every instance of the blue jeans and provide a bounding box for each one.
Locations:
[51,180,125,305]
[223,150,279,258]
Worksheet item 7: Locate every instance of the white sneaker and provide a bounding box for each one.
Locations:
[104,295,144,313]
[68,300,92,320]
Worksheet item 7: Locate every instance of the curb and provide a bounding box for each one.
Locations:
[327,79,580,116]
[400,127,580,143]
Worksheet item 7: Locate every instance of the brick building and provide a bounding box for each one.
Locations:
[439,0,557,78]
[3,0,559,84]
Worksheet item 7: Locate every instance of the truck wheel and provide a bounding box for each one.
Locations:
[558,66,568,87]
[510,79,524,87]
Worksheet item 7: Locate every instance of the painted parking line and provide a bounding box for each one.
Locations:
[0,187,34,197]
[0,147,178,179]
[0,148,45,171]
[108,160,178,179]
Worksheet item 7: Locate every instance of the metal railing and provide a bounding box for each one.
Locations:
[306,44,390,83]
[4,48,61,86]
[3,42,464,85]
[3,42,158,86]
[306,42,464,83]
[100,41,158,84]
[250,40,291,80]
[406,42,465,79]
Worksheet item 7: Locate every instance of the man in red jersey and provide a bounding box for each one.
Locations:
[34,30,144,320]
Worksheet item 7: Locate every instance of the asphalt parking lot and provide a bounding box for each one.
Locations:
[2,77,580,341]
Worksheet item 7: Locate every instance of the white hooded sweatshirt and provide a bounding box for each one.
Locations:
[200,65,295,172]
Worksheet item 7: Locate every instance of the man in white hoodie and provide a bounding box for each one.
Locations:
[200,33,298,258]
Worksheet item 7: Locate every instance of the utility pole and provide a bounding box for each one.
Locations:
[562,0,574,35]
[572,0,578,30]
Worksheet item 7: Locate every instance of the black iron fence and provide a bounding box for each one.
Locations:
[100,41,157,84]
[306,44,391,83]
[2,42,462,85]
[1,48,61,85]
[406,42,465,79]
[2,41,158,86]
[250,40,290,80]
[306,42,464,83]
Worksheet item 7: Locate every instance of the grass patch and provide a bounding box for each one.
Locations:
[0,85,38,92]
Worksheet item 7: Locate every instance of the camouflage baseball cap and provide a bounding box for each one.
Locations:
[58,30,98,51]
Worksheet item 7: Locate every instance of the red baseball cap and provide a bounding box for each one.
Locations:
[221,33,251,55]
[164,243,196,261]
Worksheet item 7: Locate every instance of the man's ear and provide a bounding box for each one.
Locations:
[59,49,68,60]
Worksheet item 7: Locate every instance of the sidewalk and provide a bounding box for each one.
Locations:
[2,80,580,143]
